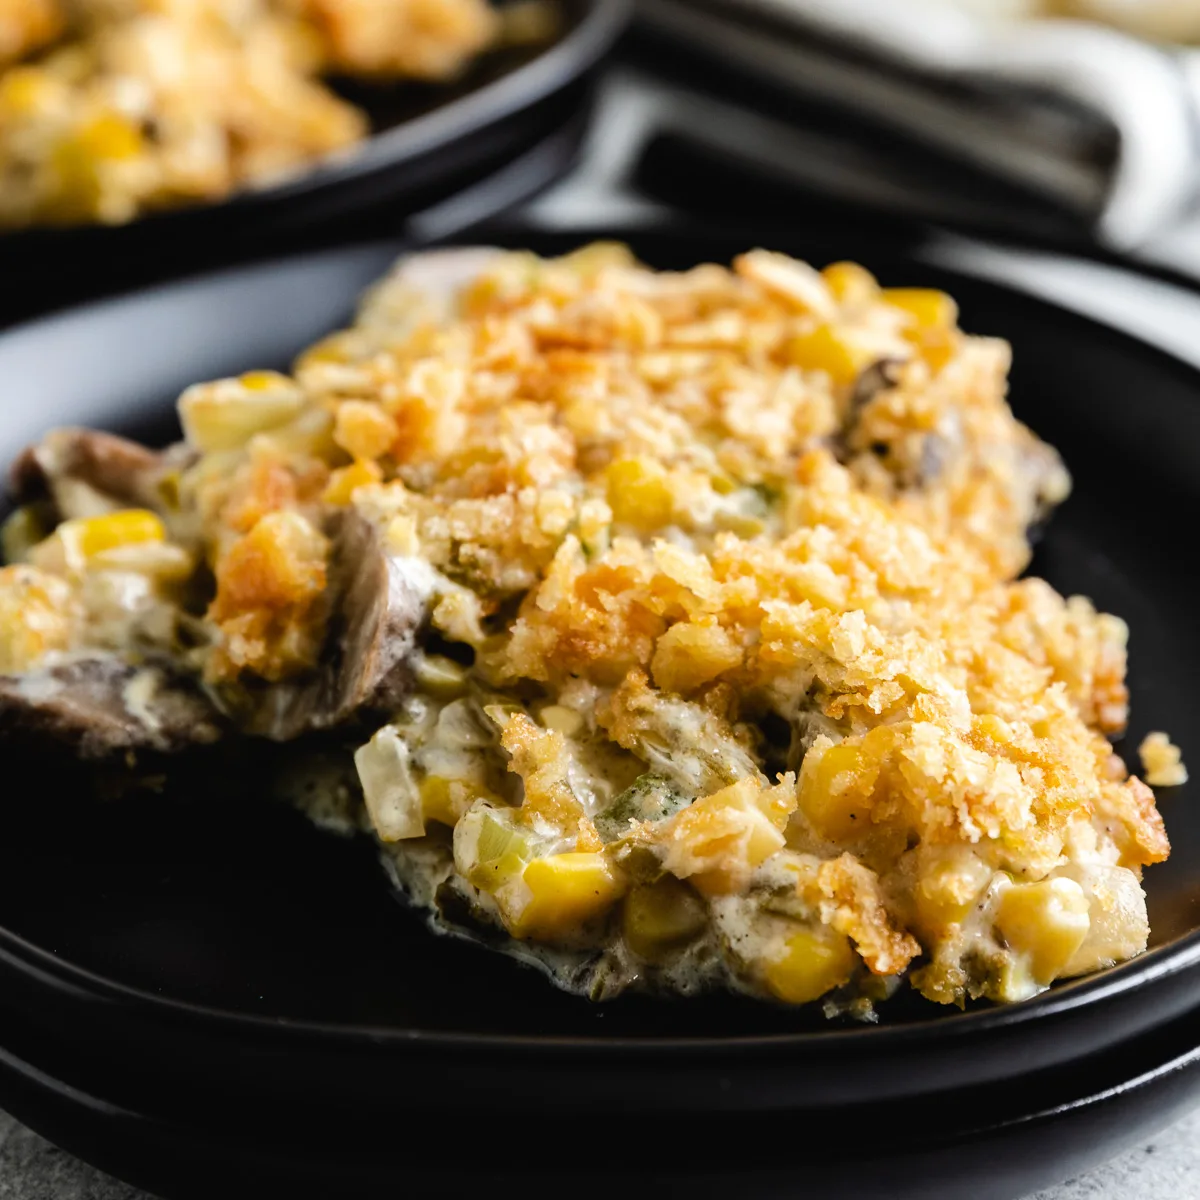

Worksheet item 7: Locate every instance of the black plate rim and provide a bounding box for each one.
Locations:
[1,989,1198,1172]
[0,225,1197,1055]
[1,918,1196,1054]
[0,0,630,242]
[219,0,631,204]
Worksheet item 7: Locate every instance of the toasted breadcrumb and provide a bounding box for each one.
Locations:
[0,564,76,672]
[0,0,63,65]
[1140,731,1189,788]
[207,510,329,682]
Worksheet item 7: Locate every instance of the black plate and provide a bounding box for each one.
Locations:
[0,226,1196,1118]
[0,98,595,331]
[0,1,628,300]
[0,980,1197,1199]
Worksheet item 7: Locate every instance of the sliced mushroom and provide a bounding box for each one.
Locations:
[0,655,225,759]
[226,509,431,741]
[9,427,186,520]
[844,358,903,438]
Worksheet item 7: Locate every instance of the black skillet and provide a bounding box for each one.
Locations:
[0,225,1195,1152]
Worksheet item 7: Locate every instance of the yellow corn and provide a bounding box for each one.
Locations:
[240,371,287,391]
[606,457,675,529]
[821,261,879,306]
[882,289,960,373]
[995,878,1091,985]
[71,509,165,558]
[798,728,895,842]
[78,113,143,161]
[622,877,707,961]
[784,324,871,386]
[912,850,993,937]
[762,926,857,1005]
[0,68,56,116]
[912,327,957,374]
[45,112,144,222]
[502,852,625,940]
[881,288,958,329]
[322,459,382,505]
[333,401,399,462]
[973,714,1015,745]
[419,777,465,828]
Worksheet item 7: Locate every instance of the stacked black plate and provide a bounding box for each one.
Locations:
[0,226,1197,1199]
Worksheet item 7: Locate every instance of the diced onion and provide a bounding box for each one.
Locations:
[354,726,424,842]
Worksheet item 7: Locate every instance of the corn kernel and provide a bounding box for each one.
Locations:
[798,730,893,842]
[995,878,1091,985]
[420,777,469,828]
[0,68,57,116]
[762,926,857,1005]
[70,509,165,558]
[910,326,957,374]
[882,288,958,329]
[77,113,143,161]
[785,324,871,386]
[239,371,286,391]
[606,457,675,529]
[501,852,625,940]
[1139,731,1188,788]
[822,261,879,305]
[322,459,382,505]
[622,877,707,961]
[385,514,420,557]
[973,714,1014,745]
[333,401,399,462]
[913,850,993,937]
